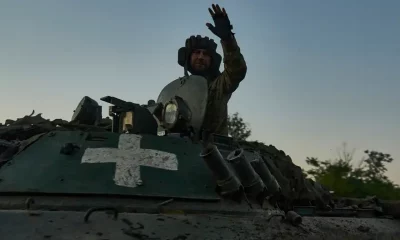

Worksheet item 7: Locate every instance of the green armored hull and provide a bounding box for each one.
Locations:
[0,130,399,239]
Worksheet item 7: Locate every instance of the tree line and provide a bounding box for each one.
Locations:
[227,112,400,200]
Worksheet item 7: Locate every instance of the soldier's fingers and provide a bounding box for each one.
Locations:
[206,23,214,29]
[222,8,227,16]
[212,4,219,13]
[206,23,217,36]
[215,4,223,14]
[208,8,215,17]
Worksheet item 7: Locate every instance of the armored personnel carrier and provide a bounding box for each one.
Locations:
[0,75,399,239]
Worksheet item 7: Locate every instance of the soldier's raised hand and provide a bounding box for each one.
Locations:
[206,4,233,41]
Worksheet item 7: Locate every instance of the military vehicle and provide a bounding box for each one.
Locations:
[0,75,399,239]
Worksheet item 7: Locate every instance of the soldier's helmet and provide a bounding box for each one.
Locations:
[178,35,222,76]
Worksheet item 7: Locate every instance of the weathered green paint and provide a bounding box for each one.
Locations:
[0,131,219,200]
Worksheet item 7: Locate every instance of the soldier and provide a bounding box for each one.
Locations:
[178,4,247,136]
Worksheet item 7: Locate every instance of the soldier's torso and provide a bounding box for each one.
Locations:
[202,78,231,135]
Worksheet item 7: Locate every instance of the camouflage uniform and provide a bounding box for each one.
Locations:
[202,37,247,135]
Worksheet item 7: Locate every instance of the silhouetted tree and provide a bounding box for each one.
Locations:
[227,112,251,141]
[305,143,400,200]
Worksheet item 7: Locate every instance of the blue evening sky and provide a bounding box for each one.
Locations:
[1,1,399,183]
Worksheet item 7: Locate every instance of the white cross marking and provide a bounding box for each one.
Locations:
[81,134,178,188]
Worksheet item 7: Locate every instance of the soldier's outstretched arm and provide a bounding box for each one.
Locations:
[206,4,247,94]
[217,36,247,93]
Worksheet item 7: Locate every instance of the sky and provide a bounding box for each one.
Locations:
[1,0,399,183]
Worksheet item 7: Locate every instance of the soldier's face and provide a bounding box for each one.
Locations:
[190,49,211,72]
